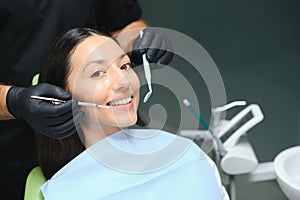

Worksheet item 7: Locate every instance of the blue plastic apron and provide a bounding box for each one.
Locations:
[41,129,222,200]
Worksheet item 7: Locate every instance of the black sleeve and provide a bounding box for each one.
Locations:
[94,0,143,32]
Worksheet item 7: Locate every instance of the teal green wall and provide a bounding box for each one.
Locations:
[139,0,300,162]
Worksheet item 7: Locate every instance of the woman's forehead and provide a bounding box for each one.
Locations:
[71,35,125,65]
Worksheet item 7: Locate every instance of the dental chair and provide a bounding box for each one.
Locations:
[24,166,46,200]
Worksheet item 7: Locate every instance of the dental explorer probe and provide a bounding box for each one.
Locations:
[30,96,111,108]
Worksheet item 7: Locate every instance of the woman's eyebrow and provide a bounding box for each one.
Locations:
[82,53,127,71]
[119,53,126,59]
[83,60,105,71]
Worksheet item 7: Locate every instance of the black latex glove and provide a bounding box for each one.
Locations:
[6,83,83,139]
[132,27,174,66]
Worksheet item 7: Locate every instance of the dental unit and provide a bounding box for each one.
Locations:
[181,100,300,199]
[182,98,228,160]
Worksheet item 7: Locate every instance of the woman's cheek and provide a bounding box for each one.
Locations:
[131,73,140,91]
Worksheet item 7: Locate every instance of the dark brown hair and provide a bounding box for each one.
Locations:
[36,28,110,179]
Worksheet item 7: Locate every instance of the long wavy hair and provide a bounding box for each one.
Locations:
[36,28,111,179]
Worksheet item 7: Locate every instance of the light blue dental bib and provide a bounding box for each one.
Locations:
[41,129,222,200]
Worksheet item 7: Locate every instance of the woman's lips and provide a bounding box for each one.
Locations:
[105,96,134,110]
[107,96,132,106]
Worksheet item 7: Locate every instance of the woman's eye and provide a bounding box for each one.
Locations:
[120,63,132,70]
[91,70,104,78]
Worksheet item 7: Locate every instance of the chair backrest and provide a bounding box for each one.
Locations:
[24,166,46,200]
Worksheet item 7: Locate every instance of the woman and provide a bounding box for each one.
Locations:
[36,28,229,200]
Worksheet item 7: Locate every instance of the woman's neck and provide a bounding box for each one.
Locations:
[80,123,121,148]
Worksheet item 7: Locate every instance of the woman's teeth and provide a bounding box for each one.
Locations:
[109,97,132,106]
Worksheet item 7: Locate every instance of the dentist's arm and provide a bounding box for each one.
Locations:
[111,19,147,53]
[0,84,13,120]
[1,83,83,139]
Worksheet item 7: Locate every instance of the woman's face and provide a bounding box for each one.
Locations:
[67,34,140,136]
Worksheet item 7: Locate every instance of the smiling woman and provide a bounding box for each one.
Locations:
[35,28,229,200]
[66,31,140,147]
[36,28,140,176]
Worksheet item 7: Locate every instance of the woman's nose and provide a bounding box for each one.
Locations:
[111,65,130,91]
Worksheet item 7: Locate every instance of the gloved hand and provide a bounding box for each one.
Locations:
[131,27,174,66]
[6,83,83,139]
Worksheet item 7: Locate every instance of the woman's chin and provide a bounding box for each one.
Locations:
[115,116,137,128]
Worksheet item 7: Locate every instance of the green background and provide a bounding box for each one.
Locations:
[139,0,300,199]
